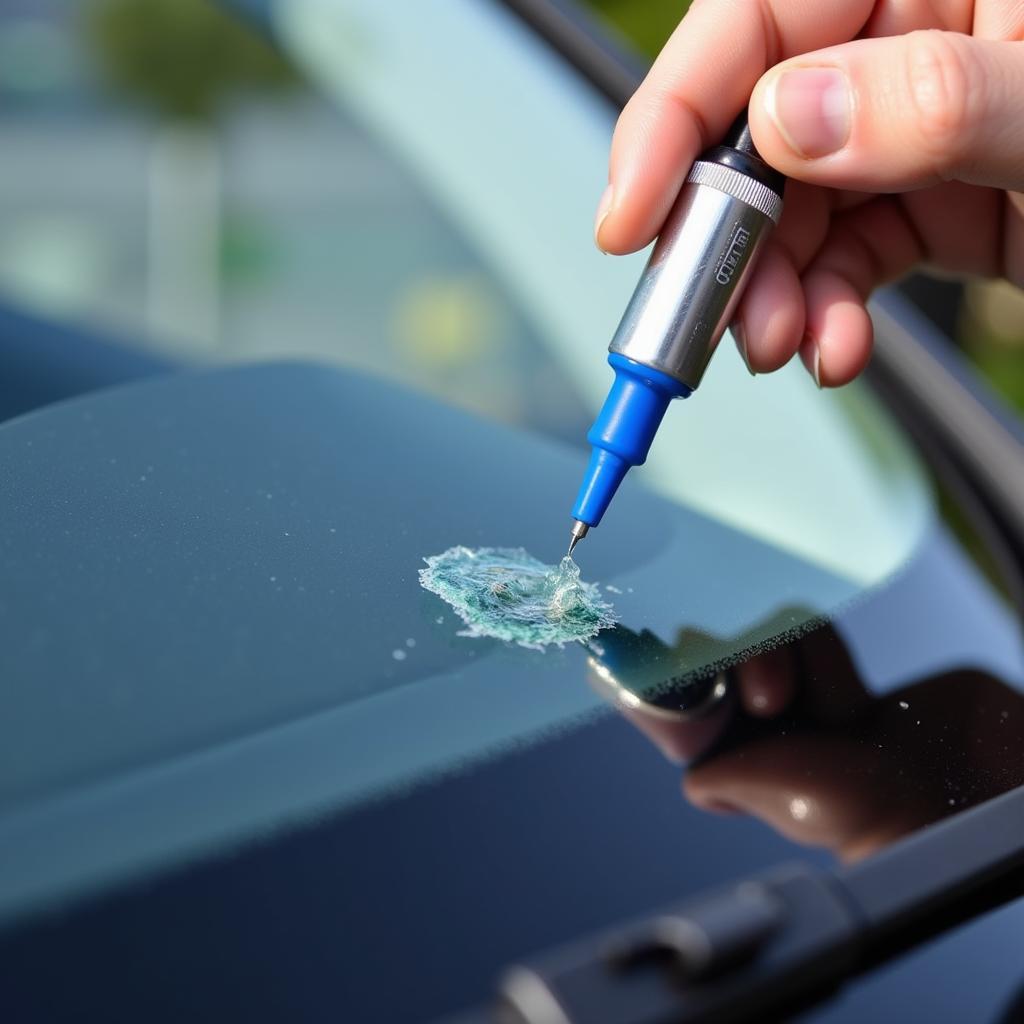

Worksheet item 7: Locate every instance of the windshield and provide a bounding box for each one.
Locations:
[2,4,1024,1023]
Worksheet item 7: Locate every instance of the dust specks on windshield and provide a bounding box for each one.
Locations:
[418,545,616,651]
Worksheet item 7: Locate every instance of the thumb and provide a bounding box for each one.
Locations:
[749,31,1024,193]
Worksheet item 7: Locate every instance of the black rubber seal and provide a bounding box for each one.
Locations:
[700,113,786,198]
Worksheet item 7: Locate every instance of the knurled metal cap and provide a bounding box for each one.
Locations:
[686,160,784,224]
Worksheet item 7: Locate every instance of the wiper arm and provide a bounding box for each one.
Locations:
[501,861,859,1024]
[484,784,1024,1024]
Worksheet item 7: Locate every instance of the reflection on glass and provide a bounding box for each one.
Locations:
[591,614,1024,863]
[587,626,732,718]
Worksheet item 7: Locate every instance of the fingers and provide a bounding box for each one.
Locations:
[863,0,971,37]
[800,272,873,388]
[973,0,1024,41]
[732,242,805,374]
[736,195,927,385]
[749,31,1024,192]
[596,0,875,254]
[898,181,1005,277]
[800,196,925,385]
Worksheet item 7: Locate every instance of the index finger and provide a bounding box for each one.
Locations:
[597,0,876,254]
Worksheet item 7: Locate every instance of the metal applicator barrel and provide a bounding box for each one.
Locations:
[568,115,785,547]
[608,119,784,389]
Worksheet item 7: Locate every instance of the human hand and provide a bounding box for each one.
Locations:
[596,1,1024,387]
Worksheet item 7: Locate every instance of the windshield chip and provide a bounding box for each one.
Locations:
[419,546,616,650]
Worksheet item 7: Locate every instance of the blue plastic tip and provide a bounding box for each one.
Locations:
[571,355,690,528]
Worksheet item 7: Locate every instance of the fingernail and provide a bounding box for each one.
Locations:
[733,321,756,376]
[801,332,823,388]
[594,183,614,252]
[767,67,851,158]
[811,339,823,389]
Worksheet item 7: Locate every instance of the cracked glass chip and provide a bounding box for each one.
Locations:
[419,546,616,650]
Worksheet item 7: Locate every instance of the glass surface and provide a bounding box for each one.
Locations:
[0,363,860,919]
[1,5,1023,1024]
[0,362,1022,1024]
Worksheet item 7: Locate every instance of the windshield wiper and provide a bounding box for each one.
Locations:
[452,783,1024,1024]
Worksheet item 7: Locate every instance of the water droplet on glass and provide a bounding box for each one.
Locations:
[392,649,407,661]
[898,700,909,710]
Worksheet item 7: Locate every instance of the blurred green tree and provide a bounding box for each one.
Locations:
[85,0,297,121]
[583,0,690,58]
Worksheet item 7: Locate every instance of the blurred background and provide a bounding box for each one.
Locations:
[0,0,1020,419]
[0,0,589,439]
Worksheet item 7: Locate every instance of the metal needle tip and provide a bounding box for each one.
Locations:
[567,520,590,557]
